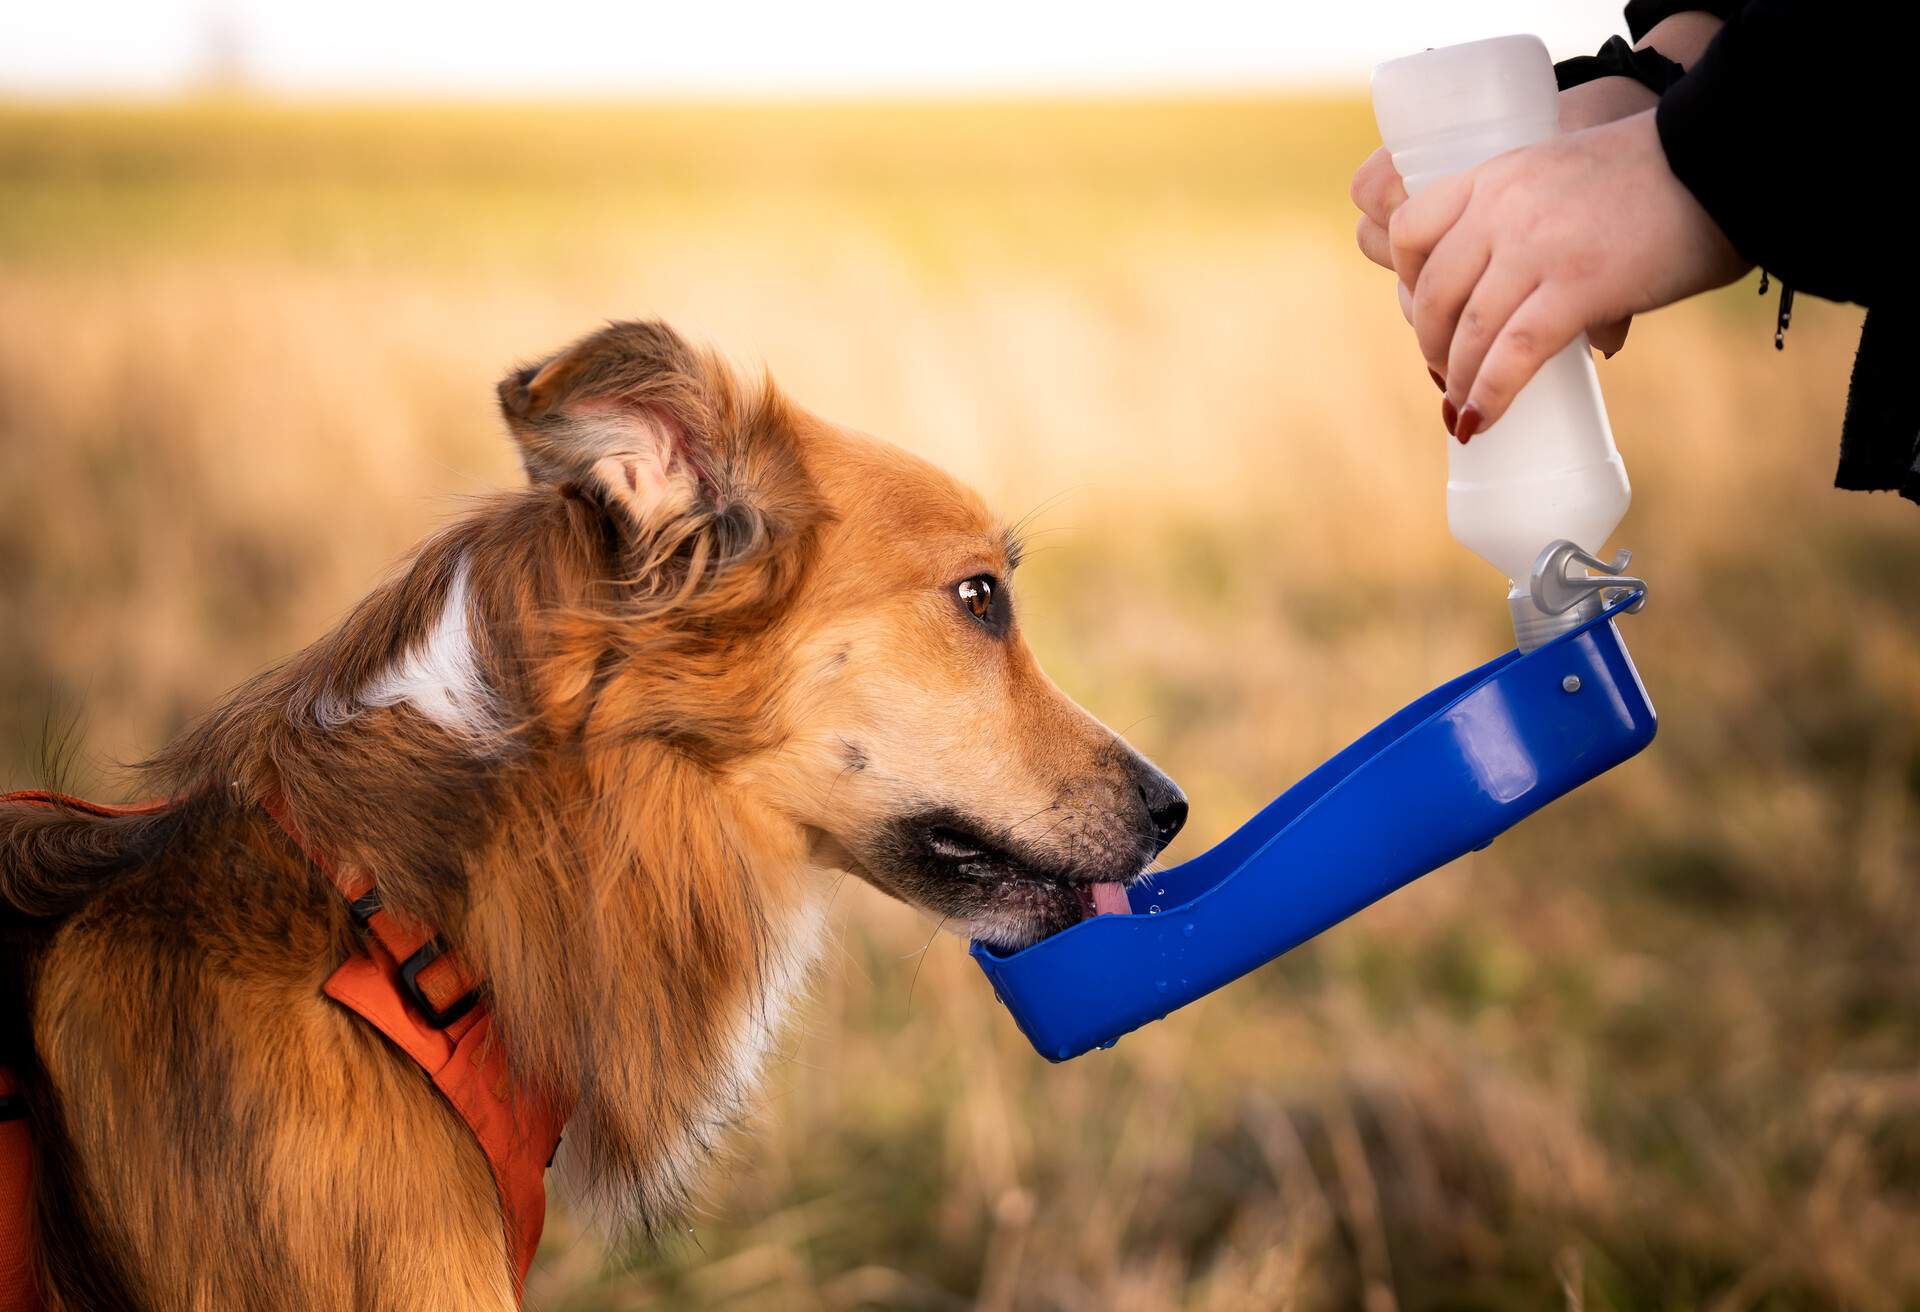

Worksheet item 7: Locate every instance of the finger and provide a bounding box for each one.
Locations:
[1349,147,1408,228]
[1459,287,1587,436]
[1590,316,1632,357]
[1409,226,1491,377]
[1442,257,1538,408]
[1387,172,1471,304]
[1355,216,1393,270]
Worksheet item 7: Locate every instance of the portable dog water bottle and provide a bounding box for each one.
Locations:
[972,37,1656,1062]
[1373,34,1635,651]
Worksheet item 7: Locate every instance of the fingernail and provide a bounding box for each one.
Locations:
[1455,403,1484,445]
[1440,396,1458,435]
[1602,348,1617,360]
[1428,368,1446,392]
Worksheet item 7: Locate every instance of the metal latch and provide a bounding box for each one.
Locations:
[1529,539,1648,617]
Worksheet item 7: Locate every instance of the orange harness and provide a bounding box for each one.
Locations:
[0,790,568,1310]
[0,1070,28,1312]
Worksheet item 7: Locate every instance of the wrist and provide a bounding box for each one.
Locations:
[1558,76,1657,134]
[1628,108,1751,300]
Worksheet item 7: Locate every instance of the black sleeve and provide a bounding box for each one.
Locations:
[1623,1,1741,43]
[1654,1,1915,307]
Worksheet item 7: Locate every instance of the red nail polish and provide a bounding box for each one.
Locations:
[1440,396,1457,435]
[1428,368,1446,392]
[1455,403,1484,445]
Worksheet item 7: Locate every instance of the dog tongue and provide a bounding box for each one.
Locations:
[1089,882,1130,917]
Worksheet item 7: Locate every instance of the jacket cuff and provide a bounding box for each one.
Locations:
[1654,29,1764,265]
[1654,2,1882,306]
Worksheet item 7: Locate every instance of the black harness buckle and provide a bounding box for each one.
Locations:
[348,889,383,927]
[398,940,481,1030]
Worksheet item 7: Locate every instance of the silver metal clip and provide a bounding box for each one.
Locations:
[1528,539,1648,617]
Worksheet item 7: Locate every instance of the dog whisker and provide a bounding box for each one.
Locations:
[902,915,952,1015]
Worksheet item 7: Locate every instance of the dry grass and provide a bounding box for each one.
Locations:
[2,97,1916,1311]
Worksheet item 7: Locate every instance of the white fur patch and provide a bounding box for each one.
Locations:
[316,558,497,739]
[674,891,828,1180]
[716,893,829,1110]
[562,889,829,1229]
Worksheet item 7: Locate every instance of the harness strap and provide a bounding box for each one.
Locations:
[261,791,566,1295]
[0,1067,31,1312]
[262,794,485,1033]
[1,788,568,1303]
[0,790,172,819]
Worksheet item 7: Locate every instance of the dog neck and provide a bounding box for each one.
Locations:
[145,491,834,1235]
[469,741,834,1231]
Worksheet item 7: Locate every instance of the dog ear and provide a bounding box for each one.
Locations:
[496,320,718,534]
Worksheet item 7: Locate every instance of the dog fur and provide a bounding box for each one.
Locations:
[0,320,1184,1310]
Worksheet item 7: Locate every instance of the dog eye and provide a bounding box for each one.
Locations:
[955,575,999,627]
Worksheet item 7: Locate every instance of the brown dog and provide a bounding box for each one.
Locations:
[0,320,1185,1310]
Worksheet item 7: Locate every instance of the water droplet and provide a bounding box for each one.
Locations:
[1155,887,1165,897]
[1148,904,1161,915]
[1098,1037,1119,1050]
[1155,980,1168,994]
[1055,1046,1071,1060]
[1182,923,1196,938]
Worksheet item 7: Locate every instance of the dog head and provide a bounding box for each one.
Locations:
[498,320,1185,950]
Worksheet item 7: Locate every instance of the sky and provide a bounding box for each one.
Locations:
[1,0,1630,97]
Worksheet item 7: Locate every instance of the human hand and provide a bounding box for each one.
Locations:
[1388,109,1749,440]
[1351,76,1657,357]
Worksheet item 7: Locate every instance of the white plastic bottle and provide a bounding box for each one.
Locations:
[1371,35,1632,649]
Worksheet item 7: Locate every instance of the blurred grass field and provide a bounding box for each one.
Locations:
[2,97,1916,1311]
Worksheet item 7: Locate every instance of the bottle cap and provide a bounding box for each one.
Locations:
[1509,581,1600,653]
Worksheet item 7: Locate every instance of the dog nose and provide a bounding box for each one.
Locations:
[1136,765,1188,854]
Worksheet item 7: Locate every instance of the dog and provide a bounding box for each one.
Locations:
[0,319,1186,1310]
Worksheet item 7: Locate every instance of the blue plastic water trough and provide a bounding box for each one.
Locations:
[972,589,1655,1062]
